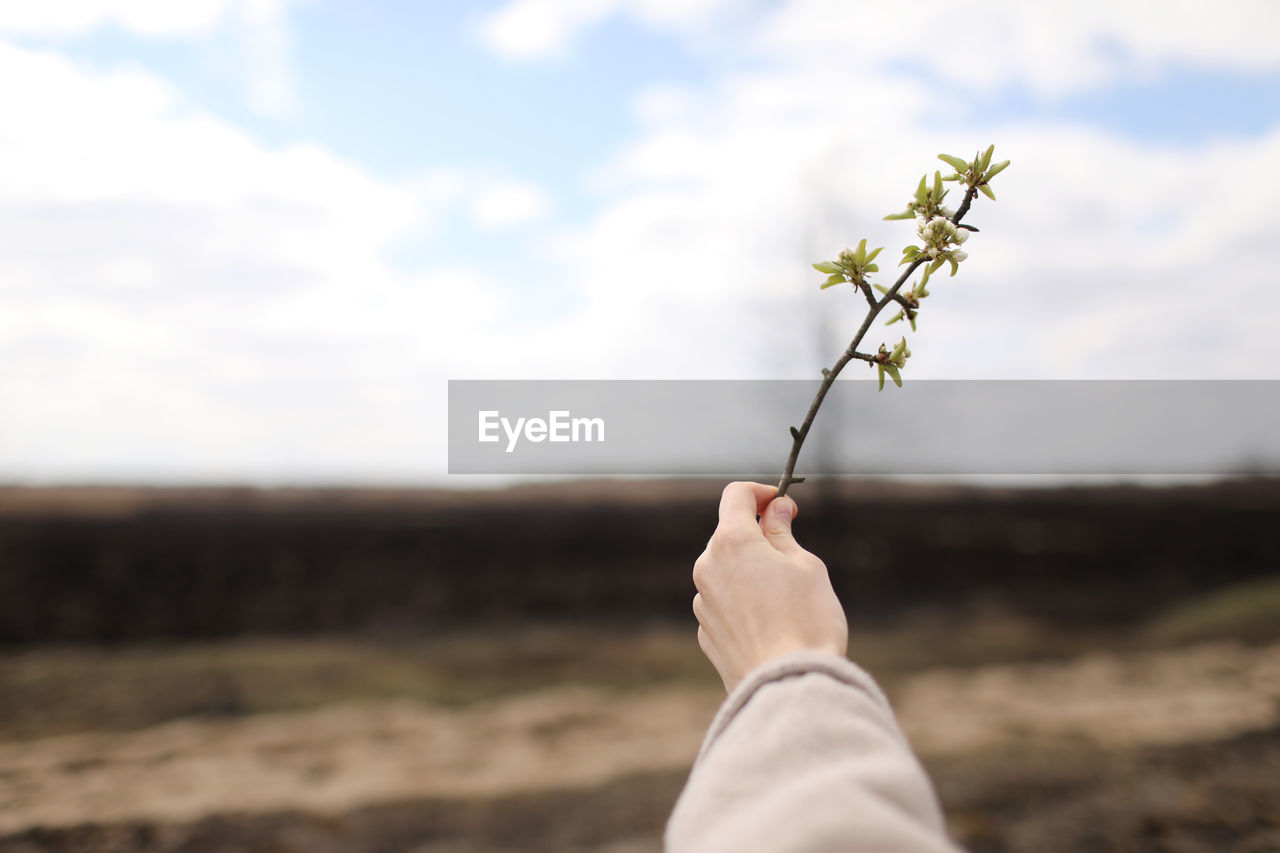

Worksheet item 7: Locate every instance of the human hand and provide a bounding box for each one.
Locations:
[692,482,849,692]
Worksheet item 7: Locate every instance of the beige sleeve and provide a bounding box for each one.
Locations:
[665,651,962,853]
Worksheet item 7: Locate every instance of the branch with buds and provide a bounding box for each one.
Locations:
[775,145,1010,498]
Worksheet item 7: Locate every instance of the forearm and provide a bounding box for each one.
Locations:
[666,651,960,853]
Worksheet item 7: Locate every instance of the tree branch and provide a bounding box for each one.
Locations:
[857,281,877,309]
[775,187,978,498]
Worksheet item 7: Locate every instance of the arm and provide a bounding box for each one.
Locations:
[667,482,959,853]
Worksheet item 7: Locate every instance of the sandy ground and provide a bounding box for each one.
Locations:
[2,639,1278,837]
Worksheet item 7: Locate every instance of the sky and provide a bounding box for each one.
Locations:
[1,0,1279,484]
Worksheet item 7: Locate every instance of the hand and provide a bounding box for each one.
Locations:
[692,482,849,692]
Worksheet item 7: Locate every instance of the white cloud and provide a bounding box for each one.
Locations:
[482,0,1280,91]
[411,169,551,230]
[476,0,737,60]
[5,2,1280,482]
[470,181,551,229]
[0,0,303,38]
[0,1,232,37]
[492,0,1280,383]
[0,0,307,119]
[0,40,523,481]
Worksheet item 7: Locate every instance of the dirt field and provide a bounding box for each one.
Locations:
[1,626,1279,851]
[2,481,1278,851]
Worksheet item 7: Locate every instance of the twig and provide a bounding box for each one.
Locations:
[775,187,978,498]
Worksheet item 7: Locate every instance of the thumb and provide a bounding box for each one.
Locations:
[760,496,803,555]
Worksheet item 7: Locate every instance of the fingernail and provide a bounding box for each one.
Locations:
[773,497,793,521]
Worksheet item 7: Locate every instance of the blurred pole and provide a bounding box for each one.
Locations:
[800,176,847,512]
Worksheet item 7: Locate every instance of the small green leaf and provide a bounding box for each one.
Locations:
[877,364,885,391]
[886,311,902,326]
[979,144,994,170]
[820,273,845,289]
[873,283,888,294]
[920,265,931,285]
[908,314,917,331]
[855,237,868,263]
[938,153,968,172]
[865,263,879,273]
[884,209,914,220]
[977,183,996,200]
[949,257,959,276]
[985,159,1010,179]
[885,364,902,387]
[915,174,928,205]
[865,246,883,264]
[932,170,943,201]
[813,261,841,274]
[929,257,945,274]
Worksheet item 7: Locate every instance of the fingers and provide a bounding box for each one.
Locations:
[717,481,777,531]
[760,495,805,556]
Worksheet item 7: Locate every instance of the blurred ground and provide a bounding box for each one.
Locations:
[1,480,1279,851]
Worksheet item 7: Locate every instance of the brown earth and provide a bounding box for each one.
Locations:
[2,633,1279,851]
[2,480,1279,851]
[2,478,1278,643]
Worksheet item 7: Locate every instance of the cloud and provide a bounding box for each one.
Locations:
[0,40,521,481]
[482,0,1280,91]
[414,169,551,230]
[0,0,298,38]
[4,2,1280,482]
[470,181,551,229]
[475,0,738,61]
[0,1,233,37]
[496,1,1280,383]
[0,0,307,119]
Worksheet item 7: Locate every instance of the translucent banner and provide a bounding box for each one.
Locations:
[448,380,1280,476]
